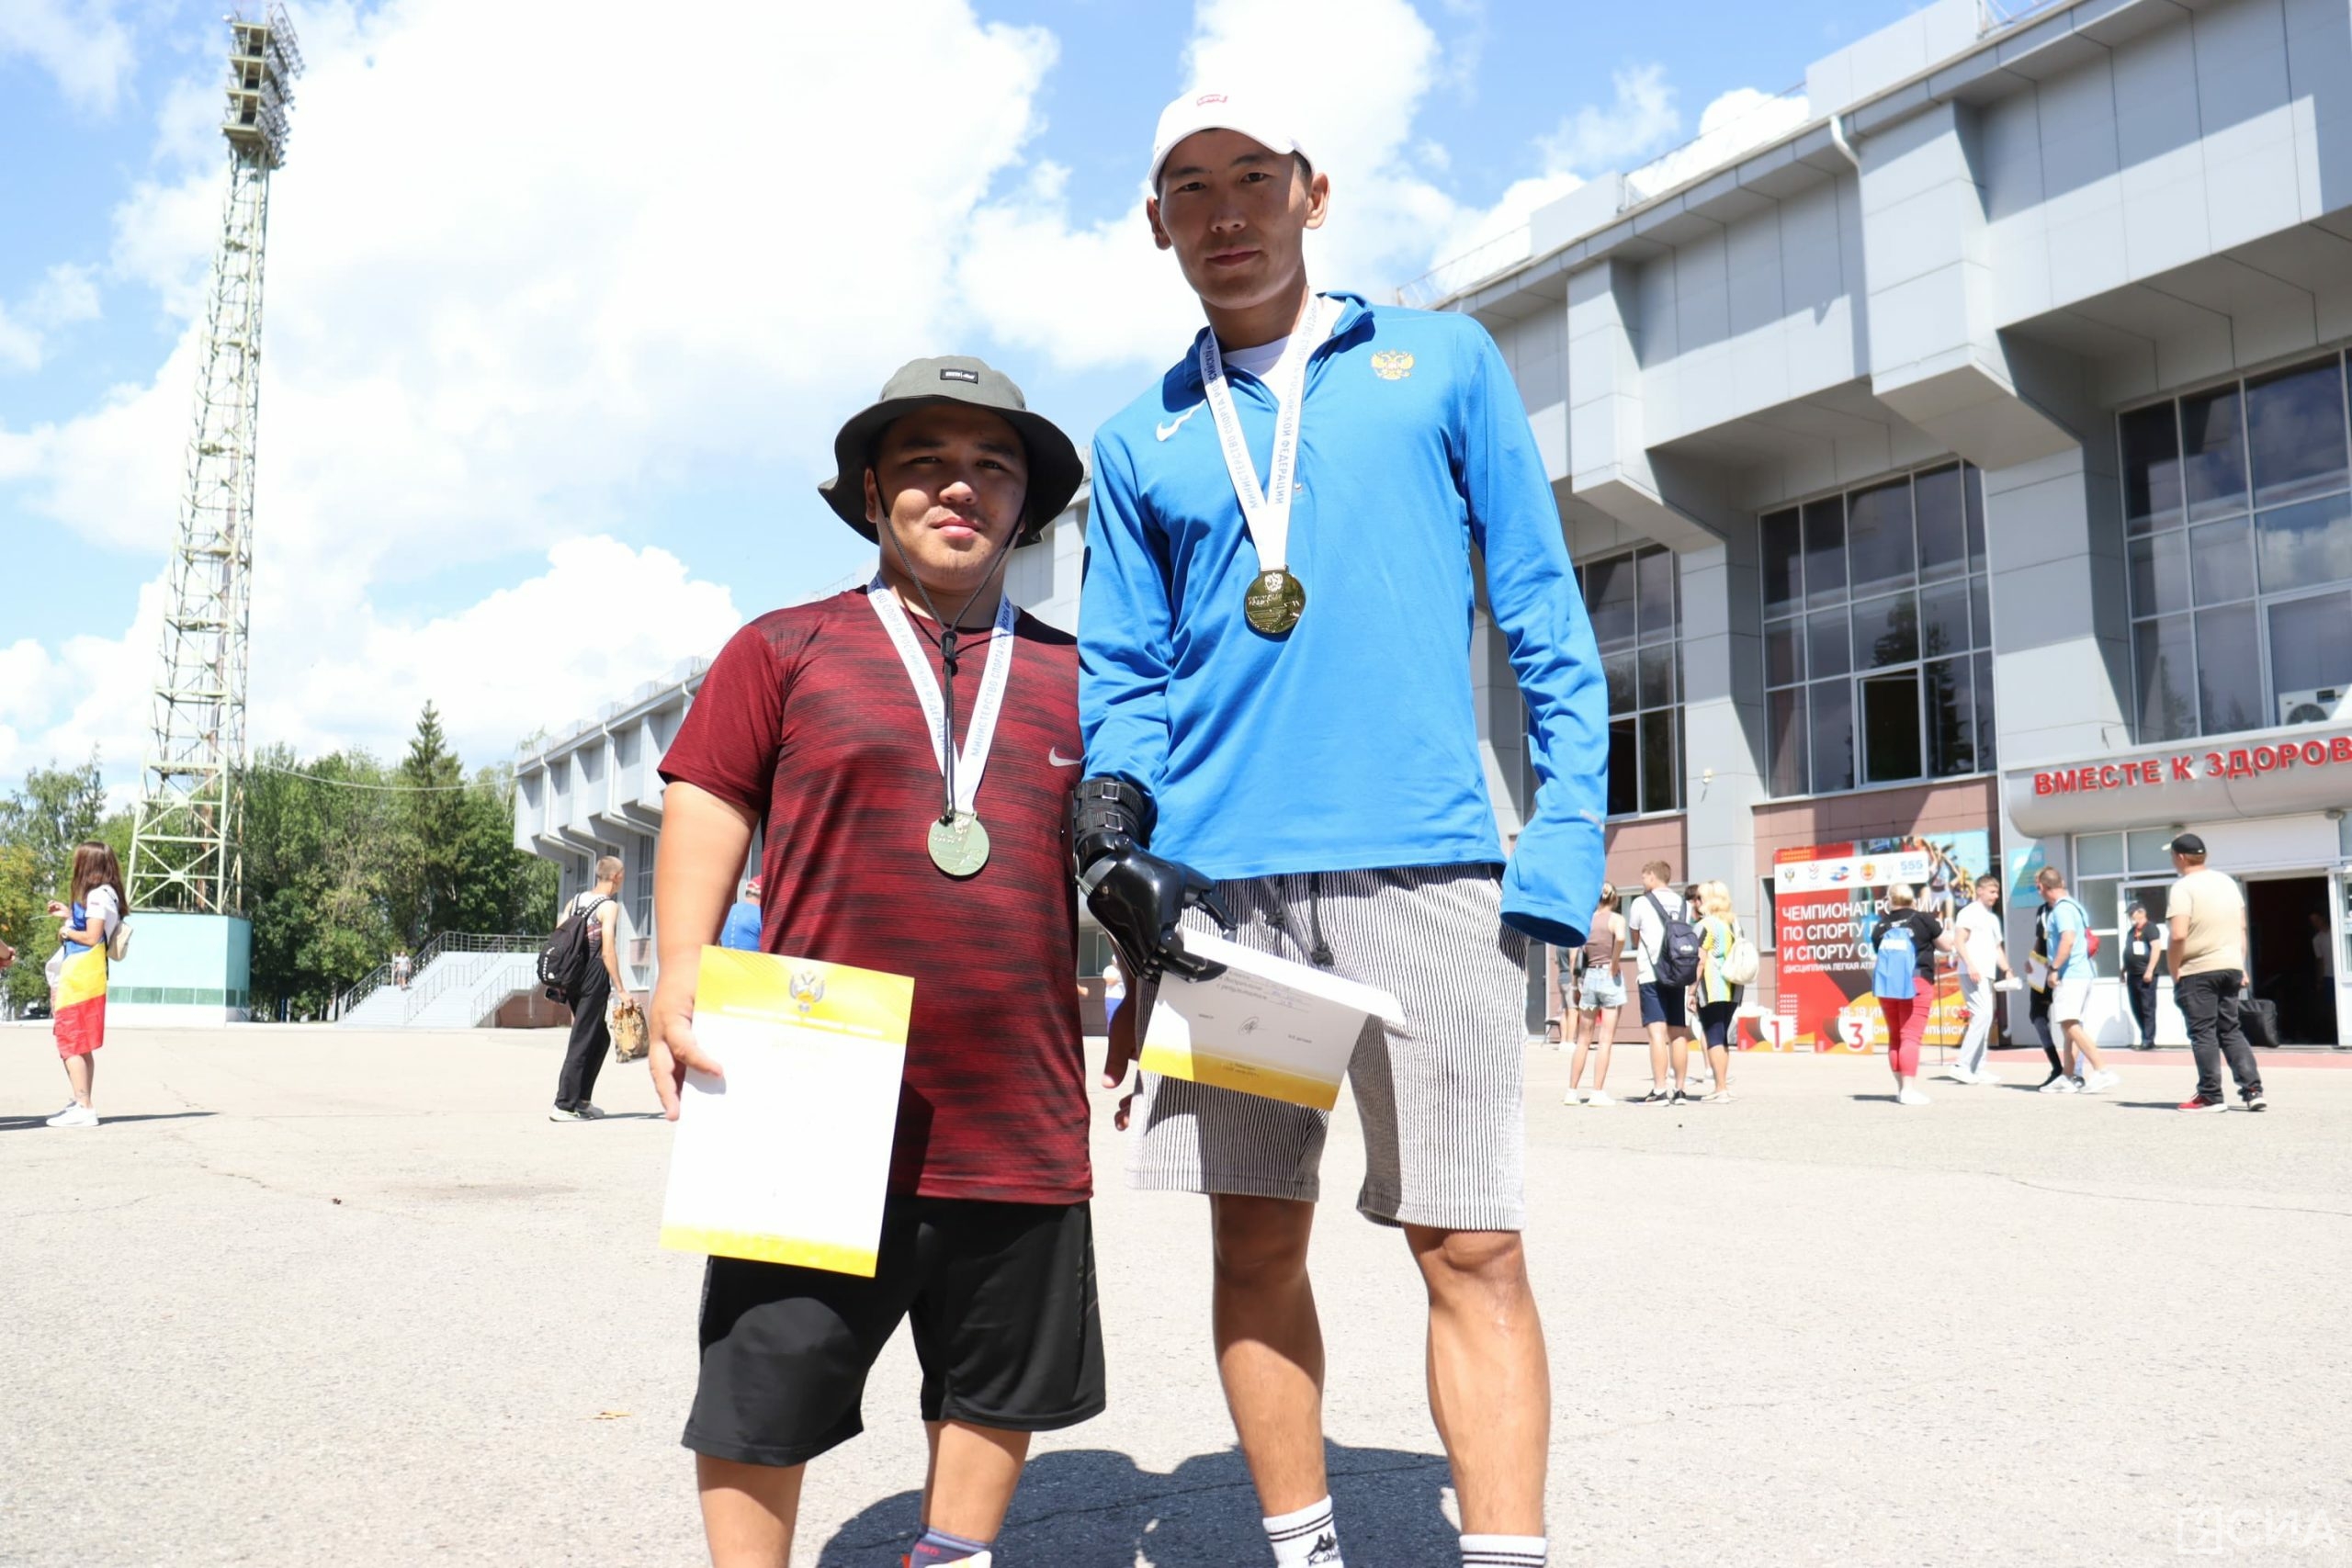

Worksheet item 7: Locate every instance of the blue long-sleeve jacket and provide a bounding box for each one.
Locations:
[1079,293,1607,947]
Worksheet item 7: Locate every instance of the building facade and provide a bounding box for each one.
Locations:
[1446,0,2352,1046]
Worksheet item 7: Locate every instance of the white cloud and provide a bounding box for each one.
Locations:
[1538,62,1681,173]
[0,262,102,371]
[0,0,135,113]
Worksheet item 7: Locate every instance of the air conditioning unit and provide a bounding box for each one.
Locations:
[2277,686,2348,726]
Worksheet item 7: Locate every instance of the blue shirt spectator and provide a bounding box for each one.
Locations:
[718,877,763,951]
[2045,892,2096,979]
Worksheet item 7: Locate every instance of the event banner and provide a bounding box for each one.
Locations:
[1771,831,1988,1053]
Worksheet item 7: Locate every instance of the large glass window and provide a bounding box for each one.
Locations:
[1761,463,1994,795]
[2120,351,2352,740]
[1578,544,1681,815]
[2072,830,2191,980]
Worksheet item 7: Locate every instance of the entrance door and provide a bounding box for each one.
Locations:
[2246,875,2337,1045]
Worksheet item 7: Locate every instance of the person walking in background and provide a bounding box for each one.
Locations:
[2123,903,2163,1051]
[1100,953,1126,1044]
[391,949,412,989]
[2038,868,2119,1094]
[549,856,625,1122]
[718,876,763,952]
[1871,883,1951,1107]
[1543,943,1569,1047]
[46,840,126,1129]
[2165,835,2267,1113]
[1691,880,1741,1103]
[1565,884,1624,1106]
[1950,874,2010,1085]
[1626,862,1696,1105]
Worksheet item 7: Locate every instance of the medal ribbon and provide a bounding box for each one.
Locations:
[866,576,1018,820]
[1197,293,1340,579]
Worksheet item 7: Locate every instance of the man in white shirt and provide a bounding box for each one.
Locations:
[1950,875,2010,1084]
[1623,861,1695,1104]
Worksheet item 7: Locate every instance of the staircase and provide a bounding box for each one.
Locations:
[335,933,547,1029]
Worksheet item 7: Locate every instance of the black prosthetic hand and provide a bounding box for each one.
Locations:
[1070,775,1231,982]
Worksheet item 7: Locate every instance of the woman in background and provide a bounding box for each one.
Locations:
[1693,880,1743,1103]
[1565,884,1626,1106]
[46,840,126,1129]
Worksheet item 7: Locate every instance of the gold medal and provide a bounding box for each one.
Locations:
[927,811,991,877]
[1243,569,1306,636]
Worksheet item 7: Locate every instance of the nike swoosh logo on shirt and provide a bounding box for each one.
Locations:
[1156,404,1202,441]
[1049,749,1084,767]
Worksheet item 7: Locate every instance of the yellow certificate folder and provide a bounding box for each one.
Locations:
[1137,930,1405,1111]
[659,948,912,1277]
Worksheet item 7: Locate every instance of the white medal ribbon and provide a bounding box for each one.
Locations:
[865,575,1019,818]
[1197,294,1340,577]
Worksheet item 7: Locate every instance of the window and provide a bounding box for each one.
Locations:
[632,843,654,931]
[2120,351,2352,741]
[2071,830,2188,979]
[1761,463,1994,796]
[1578,544,1681,815]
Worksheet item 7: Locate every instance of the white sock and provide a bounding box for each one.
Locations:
[1263,1496,1341,1566]
[1461,1534,1547,1567]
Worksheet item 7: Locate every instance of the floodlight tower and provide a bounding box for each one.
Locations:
[123,6,301,1020]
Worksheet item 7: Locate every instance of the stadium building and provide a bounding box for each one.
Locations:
[517,0,2352,1048]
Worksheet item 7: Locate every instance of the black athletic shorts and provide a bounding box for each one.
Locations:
[683,1196,1105,1468]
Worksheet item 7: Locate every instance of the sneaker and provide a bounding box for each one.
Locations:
[2177,1095,2227,1112]
[1670,1089,1690,1106]
[1973,1072,2003,1087]
[1945,1066,1977,1084]
[1702,1090,1733,1103]
[2241,1090,2268,1112]
[1895,1088,1933,1106]
[573,1103,607,1120]
[45,1104,97,1128]
[2079,1069,2120,1094]
[1586,1090,1615,1107]
[1638,1089,1673,1104]
[548,1107,586,1122]
[1562,1089,1586,1106]
[2038,1076,2079,1095]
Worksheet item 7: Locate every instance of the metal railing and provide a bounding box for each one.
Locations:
[1396,224,1532,310]
[1622,82,1810,205]
[396,933,543,1023]
[332,931,541,1020]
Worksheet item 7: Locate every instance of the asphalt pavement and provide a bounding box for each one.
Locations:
[2,1025,2347,1567]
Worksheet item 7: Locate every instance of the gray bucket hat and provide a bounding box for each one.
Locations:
[819,355,1083,545]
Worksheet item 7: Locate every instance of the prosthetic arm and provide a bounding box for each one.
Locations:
[1069,775,1231,986]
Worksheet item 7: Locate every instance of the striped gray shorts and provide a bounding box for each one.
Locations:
[1126,864,1532,1232]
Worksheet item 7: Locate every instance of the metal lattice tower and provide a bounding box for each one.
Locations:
[130,6,303,916]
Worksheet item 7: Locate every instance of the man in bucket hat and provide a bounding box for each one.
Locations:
[1071,89,1605,1568]
[650,356,1100,1568]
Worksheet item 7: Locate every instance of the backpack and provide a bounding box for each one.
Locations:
[1722,921,1760,987]
[2031,902,2107,964]
[1645,893,1702,988]
[1873,917,1920,999]
[537,895,609,1003]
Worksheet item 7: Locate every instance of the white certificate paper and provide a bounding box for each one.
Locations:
[1138,930,1405,1111]
[659,948,911,1277]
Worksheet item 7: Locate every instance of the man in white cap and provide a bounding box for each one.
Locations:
[1070,89,1605,1568]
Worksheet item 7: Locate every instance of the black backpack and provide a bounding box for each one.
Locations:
[1645,892,1702,988]
[537,895,609,1003]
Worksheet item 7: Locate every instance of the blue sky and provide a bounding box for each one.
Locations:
[0,0,1928,788]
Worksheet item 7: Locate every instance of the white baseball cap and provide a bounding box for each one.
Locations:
[1148,88,1312,192]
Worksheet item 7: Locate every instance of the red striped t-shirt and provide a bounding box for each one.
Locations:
[658,589,1090,1205]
